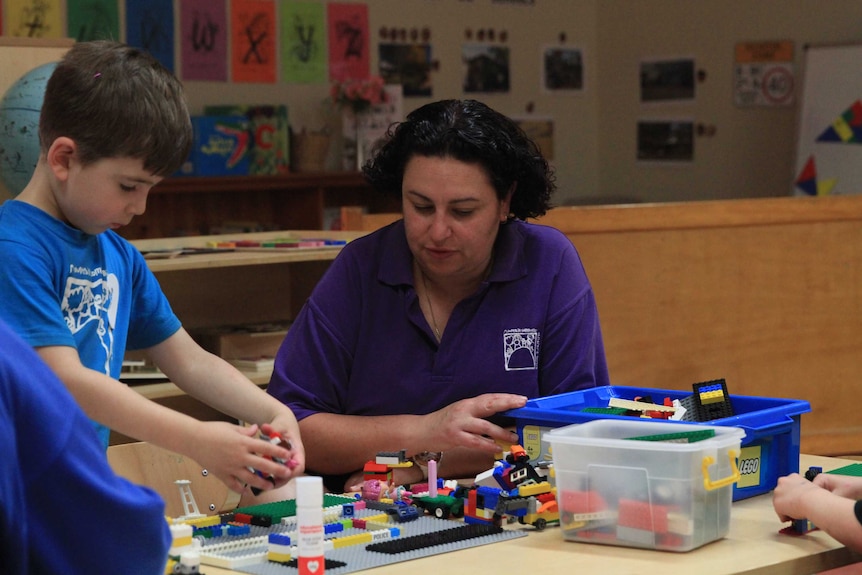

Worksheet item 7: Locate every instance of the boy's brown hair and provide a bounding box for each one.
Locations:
[39,40,192,177]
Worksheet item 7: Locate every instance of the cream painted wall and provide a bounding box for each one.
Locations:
[6,2,860,206]
[181,0,599,206]
[596,0,862,203]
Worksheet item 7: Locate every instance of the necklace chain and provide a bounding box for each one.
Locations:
[421,271,442,342]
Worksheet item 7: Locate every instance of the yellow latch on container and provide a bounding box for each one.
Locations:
[702,450,740,491]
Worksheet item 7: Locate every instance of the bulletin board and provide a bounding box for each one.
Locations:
[0,37,74,202]
[794,43,862,196]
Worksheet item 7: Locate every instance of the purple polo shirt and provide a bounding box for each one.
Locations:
[268,219,609,422]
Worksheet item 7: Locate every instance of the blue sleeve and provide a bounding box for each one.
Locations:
[0,320,171,575]
[0,235,76,348]
[268,251,360,422]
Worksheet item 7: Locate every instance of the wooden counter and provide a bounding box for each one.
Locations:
[193,454,862,575]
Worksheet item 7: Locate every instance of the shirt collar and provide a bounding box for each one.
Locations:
[378,219,527,287]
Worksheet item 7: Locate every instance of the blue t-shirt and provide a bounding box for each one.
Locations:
[0,318,171,575]
[0,200,181,447]
[268,218,609,420]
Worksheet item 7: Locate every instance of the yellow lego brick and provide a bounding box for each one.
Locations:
[267,551,292,563]
[332,532,373,548]
[182,515,221,528]
[364,520,391,531]
[517,482,554,497]
[699,390,724,404]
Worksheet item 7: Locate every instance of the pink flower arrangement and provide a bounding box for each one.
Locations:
[330,75,388,114]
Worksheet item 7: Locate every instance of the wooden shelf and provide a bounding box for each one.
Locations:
[121,229,364,410]
[133,230,365,273]
[151,172,368,194]
[120,172,399,239]
[131,376,269,402]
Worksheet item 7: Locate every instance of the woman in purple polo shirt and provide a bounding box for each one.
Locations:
[265,99,610,495]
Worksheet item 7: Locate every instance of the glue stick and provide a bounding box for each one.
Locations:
[296,476,325,575]
[428,459,438,497]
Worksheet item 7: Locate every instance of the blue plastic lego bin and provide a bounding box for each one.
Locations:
[503,385,811,501]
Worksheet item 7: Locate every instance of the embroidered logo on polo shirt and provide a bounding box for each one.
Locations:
[503,328,540,371]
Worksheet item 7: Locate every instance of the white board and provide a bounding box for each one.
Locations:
[794,43,862,196]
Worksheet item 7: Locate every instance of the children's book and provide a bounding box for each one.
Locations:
[205,105,290,175]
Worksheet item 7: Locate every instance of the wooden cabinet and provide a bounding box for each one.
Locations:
[112,229,367,444]
[119,172,400,239]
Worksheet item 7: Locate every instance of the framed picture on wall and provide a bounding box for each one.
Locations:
[462,43,511,93]
[636,120,694,162]
[542,46,583,92]
[378,43,433,97]
[640,57,695,102]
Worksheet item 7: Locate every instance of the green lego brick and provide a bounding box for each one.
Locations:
[624,429,716,444]
[827,463,862,477]
[581,407,630,415]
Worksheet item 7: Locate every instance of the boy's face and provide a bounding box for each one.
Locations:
[58,155,161,235]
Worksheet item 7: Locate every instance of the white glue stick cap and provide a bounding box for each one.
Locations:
[296,476,323,504]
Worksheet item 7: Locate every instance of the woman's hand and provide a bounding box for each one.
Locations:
[419,393,526,453]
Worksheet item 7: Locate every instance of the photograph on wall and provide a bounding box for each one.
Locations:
[542,46,583,92]
[179,0,227,82]
[379,43,433,97]
[514,117,554,160]
[637,120,694,162]
[640,57,695,102]
[462,43,510,94]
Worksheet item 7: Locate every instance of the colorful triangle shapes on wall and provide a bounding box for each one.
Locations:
[794,155,836,196]
[816,100,862,143]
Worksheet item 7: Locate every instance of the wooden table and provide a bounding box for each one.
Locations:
[196,455,862,575]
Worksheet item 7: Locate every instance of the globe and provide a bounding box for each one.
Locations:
[0,61,57,198]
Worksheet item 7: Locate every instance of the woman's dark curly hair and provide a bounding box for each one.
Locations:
[362,99,555,220]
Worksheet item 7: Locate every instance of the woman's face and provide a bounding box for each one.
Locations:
[402,155,511,283]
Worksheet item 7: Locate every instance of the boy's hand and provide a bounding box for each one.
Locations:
[773,473,820,522]
[260,419,305,488]
[190,421,300,494]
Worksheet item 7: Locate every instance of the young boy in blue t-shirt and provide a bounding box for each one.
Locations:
[0,40,304,495]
